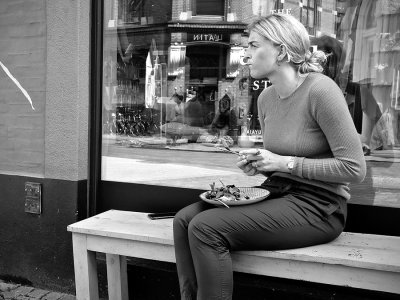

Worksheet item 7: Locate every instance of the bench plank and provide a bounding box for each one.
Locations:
[68,210,400,296]
[68,210,174,245]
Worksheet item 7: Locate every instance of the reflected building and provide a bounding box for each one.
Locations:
[103,0,400,152]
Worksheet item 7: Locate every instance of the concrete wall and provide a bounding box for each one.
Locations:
[0,0,47,177]
[0,0,90,292]
[0,0,89,181]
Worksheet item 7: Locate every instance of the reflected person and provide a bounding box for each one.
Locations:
[171,92,185,123]
[173,14,366,300]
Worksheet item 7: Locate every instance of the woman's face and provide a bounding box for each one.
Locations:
[245,31,280,79]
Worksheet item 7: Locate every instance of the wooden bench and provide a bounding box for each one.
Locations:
[67,209,400,300]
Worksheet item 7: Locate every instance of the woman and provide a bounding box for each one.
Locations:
[173,14,366,300]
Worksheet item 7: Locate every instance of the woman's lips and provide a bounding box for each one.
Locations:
[240,57,253,66]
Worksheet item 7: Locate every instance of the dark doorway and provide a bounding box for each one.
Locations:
[185,44,228,124]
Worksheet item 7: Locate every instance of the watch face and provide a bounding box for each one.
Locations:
[287,157,295,170]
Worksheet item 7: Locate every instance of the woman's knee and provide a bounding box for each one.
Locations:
[188,215,228,251]
[173,202,207,233]
[173,209,190,232]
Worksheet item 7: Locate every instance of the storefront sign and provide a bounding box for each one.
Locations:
[246,130,263,143]
[252,79,271,90]
[247,129,262,135]
[188,33,228,43]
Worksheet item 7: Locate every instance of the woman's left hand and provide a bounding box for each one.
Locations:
[238,148,288,173]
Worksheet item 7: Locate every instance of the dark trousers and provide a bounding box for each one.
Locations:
[173,181,346,300]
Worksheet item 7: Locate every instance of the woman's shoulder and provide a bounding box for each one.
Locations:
[306,72,340,91]
[258,84,276,101]
[303,73,343,102]
[305,73,347,110]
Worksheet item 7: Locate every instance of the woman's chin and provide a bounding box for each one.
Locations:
[250,70,265,79]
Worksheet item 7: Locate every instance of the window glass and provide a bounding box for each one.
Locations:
[194,0,225,16]
[101,0,400,207]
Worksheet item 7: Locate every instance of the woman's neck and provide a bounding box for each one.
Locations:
[270,67,305,99]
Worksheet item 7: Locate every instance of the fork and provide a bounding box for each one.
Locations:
[215,146,241,155]
[215,140,242,155]
[215,198,230,208]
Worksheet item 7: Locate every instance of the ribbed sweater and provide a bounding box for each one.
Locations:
[257,72,366,200]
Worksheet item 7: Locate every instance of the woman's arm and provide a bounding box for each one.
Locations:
[291,77,366,183]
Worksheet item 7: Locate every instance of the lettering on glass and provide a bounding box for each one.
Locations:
[247,129,262,135]
[192,34,223,42]
[252,80,271,90]
[270,9,292,14]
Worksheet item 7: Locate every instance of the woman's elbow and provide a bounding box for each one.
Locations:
[346,159,367,183]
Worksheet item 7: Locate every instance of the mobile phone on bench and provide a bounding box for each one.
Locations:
[147,212,176,220]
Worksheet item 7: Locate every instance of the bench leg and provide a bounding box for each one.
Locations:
[72,233,99,300]
[106,254,129,300]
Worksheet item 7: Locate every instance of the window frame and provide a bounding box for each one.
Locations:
[88,0,104,217]
[89,0,400,237]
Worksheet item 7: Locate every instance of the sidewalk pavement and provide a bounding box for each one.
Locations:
[0,281,75,300]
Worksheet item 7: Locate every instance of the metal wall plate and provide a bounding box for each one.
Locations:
[25,182,42,214]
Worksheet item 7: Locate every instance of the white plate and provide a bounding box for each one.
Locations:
[199,187,270,206]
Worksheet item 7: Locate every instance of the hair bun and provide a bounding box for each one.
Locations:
[304,51,312,62]
[299,50,327,74]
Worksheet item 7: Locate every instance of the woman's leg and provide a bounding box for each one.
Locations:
[173,201,214,300]
[186,192,345,300]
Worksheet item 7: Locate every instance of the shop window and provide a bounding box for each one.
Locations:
[99,0,400,210]
[104,0,171,25]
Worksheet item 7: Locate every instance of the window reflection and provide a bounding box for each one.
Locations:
[101,0,400,190]
[334,0,400,153]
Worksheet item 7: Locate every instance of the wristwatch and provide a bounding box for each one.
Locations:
[287,156,295,171]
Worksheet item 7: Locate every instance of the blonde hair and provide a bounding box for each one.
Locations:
[248,14,327,75]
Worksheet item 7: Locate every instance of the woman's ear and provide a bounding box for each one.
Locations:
[279,44,291,62]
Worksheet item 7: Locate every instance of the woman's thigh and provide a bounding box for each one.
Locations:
[188,195,344,251]
[174,201,215,226]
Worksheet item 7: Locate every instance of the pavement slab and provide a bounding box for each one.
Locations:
[13,287,35,298]
[0,281,76,300]
[41,292,65,300]
[26,289,49,299]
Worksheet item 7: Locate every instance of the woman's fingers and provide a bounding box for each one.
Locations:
[244,168,258,176]
[238,149,263,162]
[236,157,258,176]
[236,155,248,167]
[239,148,261,156]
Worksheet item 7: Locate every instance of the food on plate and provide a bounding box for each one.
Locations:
[206,181,250,202]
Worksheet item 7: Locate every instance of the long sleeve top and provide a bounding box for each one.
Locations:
[258,72,366,200]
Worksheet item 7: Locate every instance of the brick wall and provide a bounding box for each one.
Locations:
[0,0,46,176]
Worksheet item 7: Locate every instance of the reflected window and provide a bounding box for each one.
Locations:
[301,0,317,35]
[100,0,400,204]
[193,0,225,16]
[104,0,171,25]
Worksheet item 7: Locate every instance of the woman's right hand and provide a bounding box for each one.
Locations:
[236,154,258,176]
